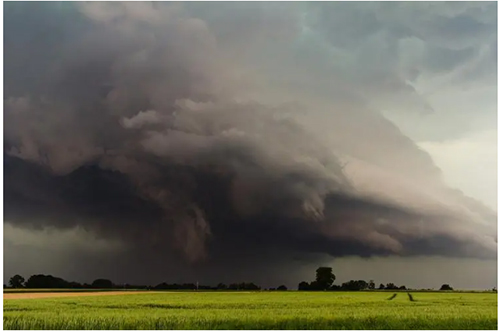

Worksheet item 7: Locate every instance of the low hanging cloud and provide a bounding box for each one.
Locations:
[4,2,497,283]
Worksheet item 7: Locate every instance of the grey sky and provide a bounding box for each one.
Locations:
[3,2,497,289]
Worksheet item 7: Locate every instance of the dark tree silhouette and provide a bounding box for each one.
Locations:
[217,283,227,290]
[341,280,368,291]
[69,281,83,288]
[183,283,197,290]
[298,281,310,291]
[91,279,114,289]
[309,281,322,291]
[439,284,453,291]
[385,283,398,290]
[12,266,448,293]
[315,267,336,290]
[329,285,341,291]
[154,282,169,290]
[154,283,200,290]
[242,282,260,290]
[25,275,70,288]
[226,282,260,290]
[9,275,25,288]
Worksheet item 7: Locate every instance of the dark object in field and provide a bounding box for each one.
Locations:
[315,267,336,290]
[440,284,453,291]
[92,279,114,289]
[340,280,369,291]
[9,275,25,288]
[385,283,399,290]
[407,293,415,301]
[25,275,72,289]
[297,267,337,291]
[387,293,397,300]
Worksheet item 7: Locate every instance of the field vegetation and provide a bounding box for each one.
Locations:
[4,291,497,330]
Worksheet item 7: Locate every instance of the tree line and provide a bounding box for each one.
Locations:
[6,274,270,291]
[296,268,464,291]
[6,268,462,292]
[8,274,118,289]
[297,267,408,291]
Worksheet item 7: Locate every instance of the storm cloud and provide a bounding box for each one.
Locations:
[4,2,497,286]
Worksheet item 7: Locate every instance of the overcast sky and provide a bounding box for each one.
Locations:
[3,2,497,289]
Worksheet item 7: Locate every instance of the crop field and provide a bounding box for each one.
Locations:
[3,291,497,330]
[3,288,131,294]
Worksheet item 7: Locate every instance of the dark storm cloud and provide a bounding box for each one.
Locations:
[4,2,496,283]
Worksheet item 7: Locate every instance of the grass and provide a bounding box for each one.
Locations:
[387,293,398,300]
[3,291,497,329]
[3,288,142,293]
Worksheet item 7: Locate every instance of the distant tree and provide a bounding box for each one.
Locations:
[341,280,368,291]
[385,283,398,290]
[357,280,368,291]
[154,282,168,290]
[368,280,375,290]
[243,282,260,290]
[399,285,407,290]
[277,285,287,291]
[3,284,6,289]
[225,282,260,290]
[315,267,336,290]
[439,284,453,291]
[9,275,25,288]
[298,281,310,291]
[25,275,70,288]
[378,283,385,290]
[492,287,497,292]
[217,283,227,290]
[69,282,83,288]
[91,279,114,289]
[310,281,324,291]
[329,284,341,291]
[182,283,196,290]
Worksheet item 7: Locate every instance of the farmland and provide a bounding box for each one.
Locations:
[3,291,497,330]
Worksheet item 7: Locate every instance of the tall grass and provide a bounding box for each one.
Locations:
[4,291,497,330]
[387,293,397,300]
[3,289,130,294]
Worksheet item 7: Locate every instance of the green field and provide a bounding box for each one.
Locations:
[3,291,497,330]
[3,288,142,293]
